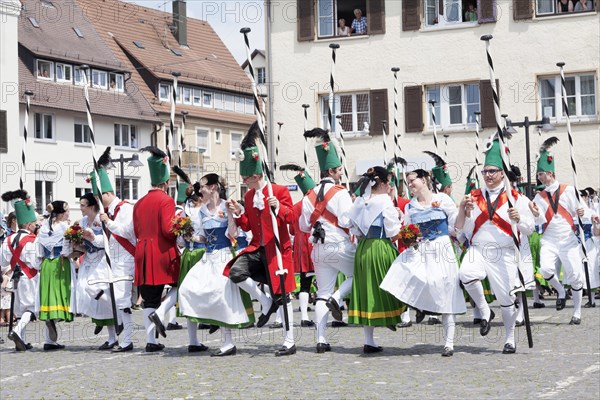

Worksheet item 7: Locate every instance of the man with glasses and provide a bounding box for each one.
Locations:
[456,139,535,354]
[529,138,592,324]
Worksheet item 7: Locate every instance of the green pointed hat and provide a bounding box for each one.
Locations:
[464,165,478,195]
[94,147,114,194]
[1,190,37,225]
[424,151,452,188]
[483,138,504,170]
[305,128,341,173]
[238,122,264,177]
[280,164,316,195]
[172,166,192,203]
[88,171,99,196]
[536,137,559,174]
[387,156,407,193]
[141,146,170,185]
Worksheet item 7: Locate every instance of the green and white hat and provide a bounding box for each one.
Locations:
[304,128,341,173]
[237,122,264,177]
[536,137,559,174]
[1,190,36,225]
[280,164,316,195]
[140,146,170,185]
[423,151,452,189]
[483,139,504,169]
[464,165,478,195]
[88,168,114,196]
[172,166,192,204]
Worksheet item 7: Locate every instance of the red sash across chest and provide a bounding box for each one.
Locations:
[471,188,519,241]
[7,233,38,279]
[541,184,575,232]
[306,185,349,234]
[109,201,136,257]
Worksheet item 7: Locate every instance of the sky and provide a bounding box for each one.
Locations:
[126,0,266,64]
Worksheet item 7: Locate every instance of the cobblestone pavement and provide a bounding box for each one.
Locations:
[1,297,599,399]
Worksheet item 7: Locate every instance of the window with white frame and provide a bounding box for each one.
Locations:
[536,0,595,16]
[74,66,89,86]
[224,94,235,111]
[183,87,192,105]
[196,128,209,155]
[55,63,72,83]
[35,179,53,213]
[317,0,368,38]
[114,123,135,147]
[214,92,224,109]
[92,69,108,89]
[37,60,53,80]
[34,113,54,140]
[539,74,596,120]
[74,122,91,143]
[257,67,266,84]
[193,89,202,106]
[215,129,222,144]
[245,98,254,114]
[425,0,479,27]
[115,177,139,200]
[426,83,480,128]
[177,86,184,104]
[75,187,92,198]
[203,91,213,108]
[235,97,245,113]
[321,92,370,134]
[230,132,242,158]
[109,73,124,92]
[159,83,170,101]
[130,126,138,148]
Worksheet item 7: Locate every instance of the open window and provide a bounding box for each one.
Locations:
[37,60,53,80]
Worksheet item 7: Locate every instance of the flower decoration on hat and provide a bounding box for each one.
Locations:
[322,142,330,152]
[162,156,169,165]
[547,153,553,162]
[252,151,259,161]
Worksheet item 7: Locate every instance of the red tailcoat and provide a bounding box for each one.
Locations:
[224,184,296,295]
[133,189,180,286]
[289,200,314,273]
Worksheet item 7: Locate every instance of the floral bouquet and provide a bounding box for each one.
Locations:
[171,216,193,237]
[64,223,84,244]
[399,223,422,250]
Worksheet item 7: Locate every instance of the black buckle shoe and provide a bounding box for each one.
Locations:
[331,320,348,328]
[502,343,516,354]
[363,345,383,354]
[166,322,183,331]
[148,312,167,338]
[427,317,441,325]
[275,344,296,356]
[94,325,103,335]
[533,302,546,309]
[211,346,236,357]
[300,320,315,327]
[441,347,454,357]
[116,323,124,336]
[197,323,211,330]
[209,325,220,334]
[387,324,397,332]
[480,310,495,337]
[326,297,343,321]
[45,320,58,342]
[316,343,331,353]
[112,343,133,353]
[8,331,27,352]
[556,298,566,311]
[473,318,482,325]
[188,344,209,353]
[98,341,118,350]
[145,343,165,353]
[569,316,581,325]
[268,322,283,329]
[415,310,426,324]
[43,343,65,351]
[256,300,279,328]
[583,301,596,308]
[397,321,412,328]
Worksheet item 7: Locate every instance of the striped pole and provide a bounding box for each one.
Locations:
[169,71,180,198]
[80,65,125,335]
[382,120,388,165]
[327,43,349,189]
[274,122,283,176]
[481,35,533,348]
[429,99,439,154]
[443,134,449,159]
[302,104,310,171]
[474,111,482,187]
[180,110,188,167]
[20,90,33,191]
[557,61,592,303]
[392,67,408,197]
[335,115,350,191]
[241,27,290,330]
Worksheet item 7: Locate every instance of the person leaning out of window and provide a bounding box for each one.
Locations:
[351,9,367,35]
[557,0,574,12]
[574,0,594,11]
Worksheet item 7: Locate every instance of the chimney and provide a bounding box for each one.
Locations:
[173,1,187,47]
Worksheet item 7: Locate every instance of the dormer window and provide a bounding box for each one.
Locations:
[56,63,72,83]
[74,66,90,86]
[92,69,108,89]
[109,73,124,92]
[37,60,53,80]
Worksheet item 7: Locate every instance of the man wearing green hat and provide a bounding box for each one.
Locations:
[0,190,40,351]
[133,146,180,352]
[300,128,355,354]
[97,163,137,353]
[530,137,590,324]
[456,138,535,354]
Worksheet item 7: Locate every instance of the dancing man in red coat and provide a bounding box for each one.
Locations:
[225,123,297,356]
[133,147,184,353]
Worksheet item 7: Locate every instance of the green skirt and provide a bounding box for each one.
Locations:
[348,238,405,326]
[39,257,73,322]
[177,247,206,317]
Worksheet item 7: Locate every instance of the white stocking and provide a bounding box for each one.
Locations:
[299,292,310,321]
[107,325,117,344]
[282,300,294,348]
[221,328,234,352]
[363,326,376,347]
[442,314,456,349]
[315,300,329,344]
[143,307,157,344]
[120,310,134,347]
[501,305,517,346]
[14,311,32,338]
[572,288,583,318]
[464,281,490,321]
[237,278,271,311]
[187,320,198,346]
[156,288,178,321]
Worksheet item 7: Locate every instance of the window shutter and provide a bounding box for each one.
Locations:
[404,85,423,133]
[367,0,386,35]
[480,79,500,129]
[369,89,388,136]
[402,0,421,31]
[297,0,315,42]
[0,110,7,153]
[478,0,497,23]
[513,0,532,20]
[439,0,444,16]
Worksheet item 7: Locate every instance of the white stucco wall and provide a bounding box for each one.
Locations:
[268,1,600,200]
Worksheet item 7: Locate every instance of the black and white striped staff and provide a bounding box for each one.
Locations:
[327,43,349,190]
[169,71,181,197]
[241,27,290,330]
[382,120,388,165]
[443,134,449,159]
[473,111,482,187]
[260,93,268,133]
[391,67,408,197]
[275,122,283,174]
[557,61,593,303]
[80,65,126,334]
[302,104,310,171]
[180,110,188,165]
[20,90,33,191]
[429,99,439,154]
[480,35,533,348]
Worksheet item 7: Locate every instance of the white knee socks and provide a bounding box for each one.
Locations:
[363,326,376,347]
[464,281,490,321]
[156,288,178,321]
[187,320,198,346]
[283,301,294,348]
[442,314,456,350]
[237,278,271,311]
[299,292,310,321]
[315,300,329,344]
[120,310,133,347]
[572,288,583,318]
[143,307,157,344]
[501,305,517,346]
[547,275,566,298]
[401,310,411,323]
[334,277,353,304]
[14,311,32,338]
[107,325,117,344]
